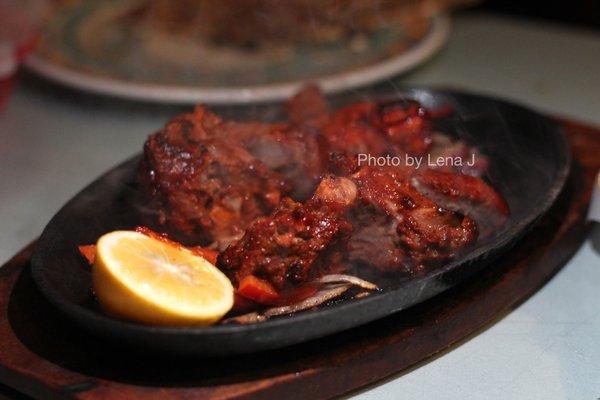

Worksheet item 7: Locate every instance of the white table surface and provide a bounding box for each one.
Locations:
[0,12,599,400]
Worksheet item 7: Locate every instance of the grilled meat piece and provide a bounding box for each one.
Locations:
[140,113,290,249]
[323,102,391,156]
[141,86,509,286]
[427,132,490,177]
[218,176,356,289]
[411,169,509,237]
[322,99,433,159]
[370,99,432,155]
[241,124,324,200]
[352,166,478,266]
[140,102,329,246]
[347,210,408,272]
[286,84,329,125]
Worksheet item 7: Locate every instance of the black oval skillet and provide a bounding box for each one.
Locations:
[31,89,571,356]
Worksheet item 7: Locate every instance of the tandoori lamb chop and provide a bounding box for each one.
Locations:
[140,132,289,249]
[139,101,325,248]
[140,86,509,293]
[218,176,356,289]
[323,99,433,158]
[218,163,507,288]
[350,165,478,270]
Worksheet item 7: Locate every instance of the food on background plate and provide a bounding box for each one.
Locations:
[133,0,465,49]
[81,85,509,326]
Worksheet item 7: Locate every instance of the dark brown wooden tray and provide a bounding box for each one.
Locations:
[0,118,598,400]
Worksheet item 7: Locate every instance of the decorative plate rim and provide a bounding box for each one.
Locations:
[24,15,450,104]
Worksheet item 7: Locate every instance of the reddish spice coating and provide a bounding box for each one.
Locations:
[352,166,478,268]
[322,99,432,158]
[411,169,509,216]
[218,177,356,289]
[139,102,328,249]
[140,86,509,288]
[139,111,291,249]
[410,169,510,238]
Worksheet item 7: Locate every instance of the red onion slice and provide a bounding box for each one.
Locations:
[315,274,378,290]
[222,275,378,324]
[263,284,351,317]
[224,284,350,324]
[222,312,267,324]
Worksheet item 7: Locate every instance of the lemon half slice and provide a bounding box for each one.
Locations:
[93,230,233,326]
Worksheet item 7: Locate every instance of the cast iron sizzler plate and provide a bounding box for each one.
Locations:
[31,89,571,356]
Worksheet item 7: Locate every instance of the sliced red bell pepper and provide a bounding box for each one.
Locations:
[189,247,219,265]
[272,284,318,306]
[134,226,219,264]
[78,245,96,265]
[237,275,321,306]
[237,275,280,304]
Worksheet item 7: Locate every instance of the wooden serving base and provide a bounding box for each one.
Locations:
[0,118,598,400]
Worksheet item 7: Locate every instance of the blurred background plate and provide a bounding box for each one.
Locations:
[24,0,450,104]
